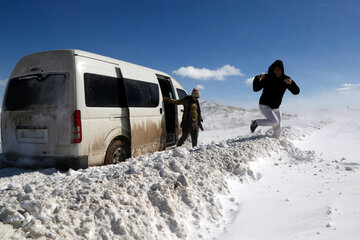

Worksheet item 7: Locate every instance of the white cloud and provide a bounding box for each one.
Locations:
[245,77,254,86]
[173,64,244,81]
[343,83,360,87]
[336,87,351,92]
[336,83,360,92]
[196,84,205,90]
[0,78,8,86]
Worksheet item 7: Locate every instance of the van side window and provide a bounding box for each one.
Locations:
[84,73,127,107]
[123,79,159,107]
[176,89,187,100]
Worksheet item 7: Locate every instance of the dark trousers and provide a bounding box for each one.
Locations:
[177,128,198,147]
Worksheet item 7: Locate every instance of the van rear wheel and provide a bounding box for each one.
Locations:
[105,140,129,165]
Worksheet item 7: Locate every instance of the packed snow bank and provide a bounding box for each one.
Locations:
[3,102,349,240]
[0,126,316,239]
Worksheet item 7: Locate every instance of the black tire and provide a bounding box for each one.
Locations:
[104,140,130,165]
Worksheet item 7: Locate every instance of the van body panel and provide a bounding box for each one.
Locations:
[127,108,165,157]
[122,71,165,157]
[2,110,74,156]
[10,50,75,78]
[74,55,128,165]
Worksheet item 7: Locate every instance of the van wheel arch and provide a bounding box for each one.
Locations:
[104,136,130,165]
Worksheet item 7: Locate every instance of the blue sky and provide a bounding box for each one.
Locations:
[1,0,359,111]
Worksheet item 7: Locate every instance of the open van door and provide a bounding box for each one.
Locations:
[156,74,177,146]
[118,68,165,157]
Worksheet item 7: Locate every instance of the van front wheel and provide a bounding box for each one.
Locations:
[105,140,129,165]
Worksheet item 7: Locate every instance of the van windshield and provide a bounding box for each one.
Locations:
[5,73,70,110]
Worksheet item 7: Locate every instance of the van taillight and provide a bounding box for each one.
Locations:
[71,110,82,143]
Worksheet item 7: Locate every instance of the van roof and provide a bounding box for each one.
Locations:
[72,49,184,87]
[14,49,183,89]
[70,49,171,78]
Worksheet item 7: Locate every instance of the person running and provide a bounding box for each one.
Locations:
[164,89,203,147]
[250,60,300,138]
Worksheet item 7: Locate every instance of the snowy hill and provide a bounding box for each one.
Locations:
[200,101,295,131]
[0,103,360,240]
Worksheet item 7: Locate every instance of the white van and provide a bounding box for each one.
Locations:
[1,50,188,169]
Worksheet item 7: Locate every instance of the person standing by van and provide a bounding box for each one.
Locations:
[164,89,203,147]
[250,60,300,138]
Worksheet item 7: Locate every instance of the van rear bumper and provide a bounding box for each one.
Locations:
[0,154,88,170]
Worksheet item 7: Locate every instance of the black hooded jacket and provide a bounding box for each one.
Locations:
[253,60,300,109]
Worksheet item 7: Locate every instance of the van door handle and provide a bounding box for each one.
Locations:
[181,110,184,112]
[110,114,122,120]
[160,108,163,114]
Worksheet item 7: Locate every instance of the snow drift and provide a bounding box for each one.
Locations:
[1,102,358,240]
[0,132,314,239]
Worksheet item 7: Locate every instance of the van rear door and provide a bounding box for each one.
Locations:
[1,50,76,160]
[2,72,72,157]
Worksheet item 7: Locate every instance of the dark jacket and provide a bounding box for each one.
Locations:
[253,60,300,109]
[166,96,202,129]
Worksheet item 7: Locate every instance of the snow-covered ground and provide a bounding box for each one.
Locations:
[0,102,359,240]
[219,112,360,240]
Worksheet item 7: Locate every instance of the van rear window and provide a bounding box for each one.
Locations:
[5,73,69,110]
[84,73,127,107]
